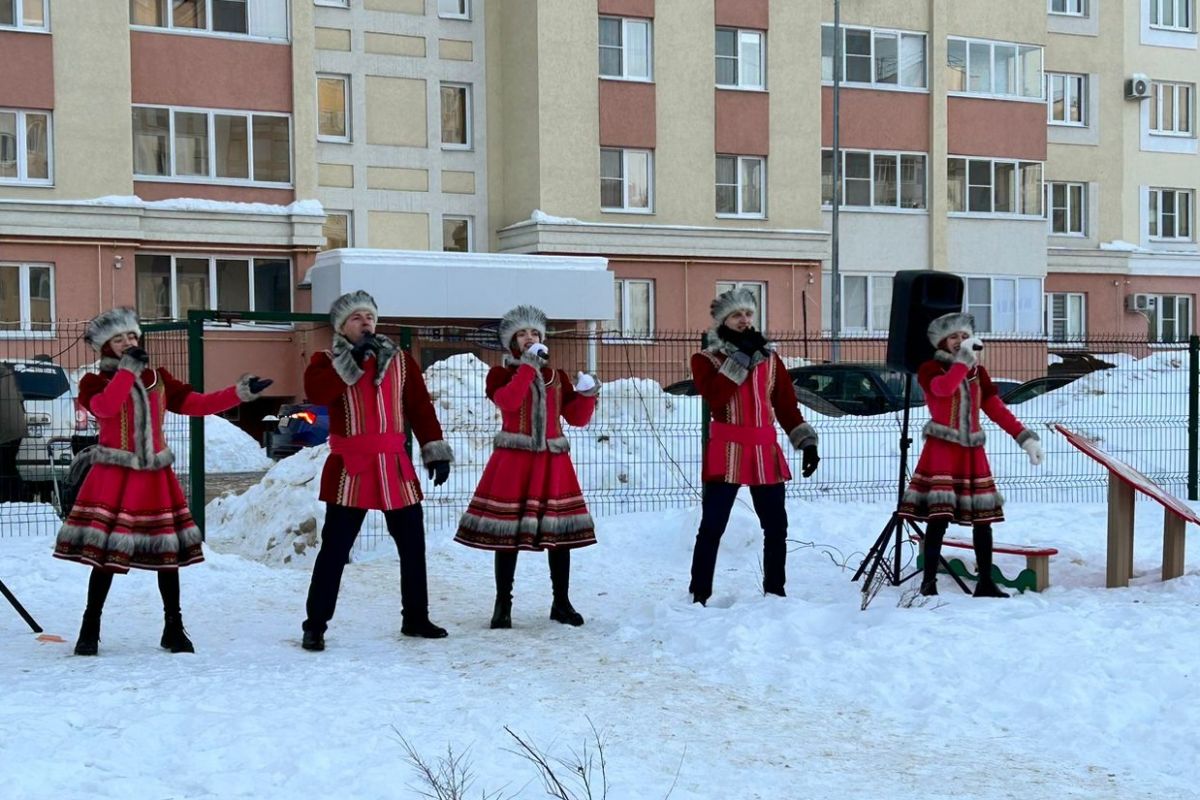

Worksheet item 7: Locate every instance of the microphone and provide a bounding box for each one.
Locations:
[971,342,984,352]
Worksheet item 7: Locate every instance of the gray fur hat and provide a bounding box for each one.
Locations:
[498,305,548,350]
[710,288,759,327]
[927,312,975,348]
[330,290,378,333]
[85,307,141,352]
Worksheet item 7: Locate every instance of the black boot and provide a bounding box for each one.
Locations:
[920,521,947,597]
[401,618,449,638]
[160,614,195,653]
[74,611,101,656]
[491,551,517,629]
[548,549,584,626]
[972,524,1010,598]
[301,626,325,651]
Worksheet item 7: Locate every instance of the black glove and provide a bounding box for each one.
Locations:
[801,444,820,478]
[125,346,150,365]
[427,460,451,487]
[246,376,273,394]
[737,330,768,356]
[350,335,375,366]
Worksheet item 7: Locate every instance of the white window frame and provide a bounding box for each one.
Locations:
[321,210,352,251]
[965,276,1044,335]
[129,0,290,42]
[0,108,53,186]
[820,273,893,334]
[1145,294,1194,343]
[1048,0,1086,15]
[598,16,653,82]
[1150,81,1194,136]
[442,215,473,252]
[135,254,293,320]
[821,149,927,211]
[715,28,765,90]
[606,278,655,339]
[316,74,350,143]
[1046,72,1086,125]
[1045,292,1086,342]
[1150,0,1194,31]
[715,280,767,331]
[1047,181,1086,235]
[314,0,349,7]
[439,82,472,150]
[947,157,1044,218]
[600,147,654,213]
[437,0,470,20]
[821,24,927,90]
[0,0,48,31]
[0,262,55,337]
[131,104,293,186]
[947,36,1043,100]
[1148,187,1193,240]
[715,154,766,218]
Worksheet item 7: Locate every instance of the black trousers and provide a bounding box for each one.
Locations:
[689,481,788,601]
[303,503,429,632]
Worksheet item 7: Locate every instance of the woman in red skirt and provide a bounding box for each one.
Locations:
[898,312,1043,597]
[455,305,600,628]
[54,307,273,654]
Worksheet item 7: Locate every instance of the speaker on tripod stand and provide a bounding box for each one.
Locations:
[852,270,972,606]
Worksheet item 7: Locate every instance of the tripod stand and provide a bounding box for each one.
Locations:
[851,372,969,608]
[1,575,43,633]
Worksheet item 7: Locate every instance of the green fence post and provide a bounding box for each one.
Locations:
[1190,335,1199,501]
[188,312,207,535]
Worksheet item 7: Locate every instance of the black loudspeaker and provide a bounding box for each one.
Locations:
[885,270,965,373]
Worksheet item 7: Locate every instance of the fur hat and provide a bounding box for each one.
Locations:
[85,307,141,353]
[710,288,759,327]
[497,305,548,350]
[329,290,378,333]
[927,312,975,349]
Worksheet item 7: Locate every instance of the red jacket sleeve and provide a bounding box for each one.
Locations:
[978,366,1029,440]
[488,364,537,412]
[160,368,242,417]
[920,360,970,398]
[304,351,349,406]
[559,370,597,428]
[401,351,447,451]
[769,354,817,448]
[83,370,136,419]
[690,352,740,411]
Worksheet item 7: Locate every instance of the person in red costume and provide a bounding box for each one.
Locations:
[55,307,273,655]
[688,288,820,606]
[898,312,1045,598]
[300,291,454,651]
[455,305,600,629]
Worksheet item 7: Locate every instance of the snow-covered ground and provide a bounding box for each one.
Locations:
[1,494,1198,799]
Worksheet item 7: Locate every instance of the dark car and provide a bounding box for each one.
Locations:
[1001,375,1078,405]
[264,403,329,460]
[664,363,925,417]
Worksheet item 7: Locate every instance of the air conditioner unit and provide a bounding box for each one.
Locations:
[1125,293,1157,312]
[1125,74,1151,100]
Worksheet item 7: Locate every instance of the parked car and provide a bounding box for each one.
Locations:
[263,403,329,460]
[664,363,925,417]
[2,357,78,498]
[1001,375,1078,405]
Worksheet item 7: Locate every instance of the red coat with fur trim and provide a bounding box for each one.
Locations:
[916,356,1031,449]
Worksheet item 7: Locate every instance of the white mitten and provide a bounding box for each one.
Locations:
[1021,437,1044,466]
[955,337,983,367]
[520,342,549,366]
[574,371,597,394]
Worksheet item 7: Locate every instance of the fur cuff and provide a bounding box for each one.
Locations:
[787,423,818,450]
[1015,428,1038,446]
[330,334,365,385]
[718,355,750,385]
[420,440,454,466]
[118,353,146,374]
[235,374,263,402]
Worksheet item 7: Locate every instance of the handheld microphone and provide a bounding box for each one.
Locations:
[971,343,984,352]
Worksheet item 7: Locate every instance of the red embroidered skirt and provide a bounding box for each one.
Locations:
[898,438,1004,525]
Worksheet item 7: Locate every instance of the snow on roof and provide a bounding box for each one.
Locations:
[0,195,325,217]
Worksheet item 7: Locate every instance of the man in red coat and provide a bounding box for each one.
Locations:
[689,289,820,605]
[300,291,454,651]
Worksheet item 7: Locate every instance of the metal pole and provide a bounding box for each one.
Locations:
[1189,334,1199,500]
[830,0,842,362]
[186,311,206,536]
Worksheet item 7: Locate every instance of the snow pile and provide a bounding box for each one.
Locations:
[79,195,325,216]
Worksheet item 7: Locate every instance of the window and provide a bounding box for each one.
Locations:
[0,109,51,185]
[437,0,469,19]
[715,155,765,217]
[966,276,1042,334]
[1045,292,1085,342]
[129,0,288,39]
[1048,182,1086,235]
[131,106,291,184]
[135,255,292,320]
[946,37,1042,99]
[821,274,892,332]
[317,75,350,142]
[321,212,350,251]
[1148,188,1193,240]
[1146,294,1193,343]
[0,262,54,334]
[314,0,349,6]
[1049,0,1085,15]
[0,0,47,30]
[607,279,654,338]
[821,150,926,210]
[1150,81,1193,136]
[1150,0,1193,30]
[440,83,472,149]
[443,216,471,252]
[1047,73,1086,125]
[715,28,764,90]
[600,148,653,212]
[599,16,652,81]
[947,157,1043,216]
[821,25,927,89]
[716,281,767,331]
